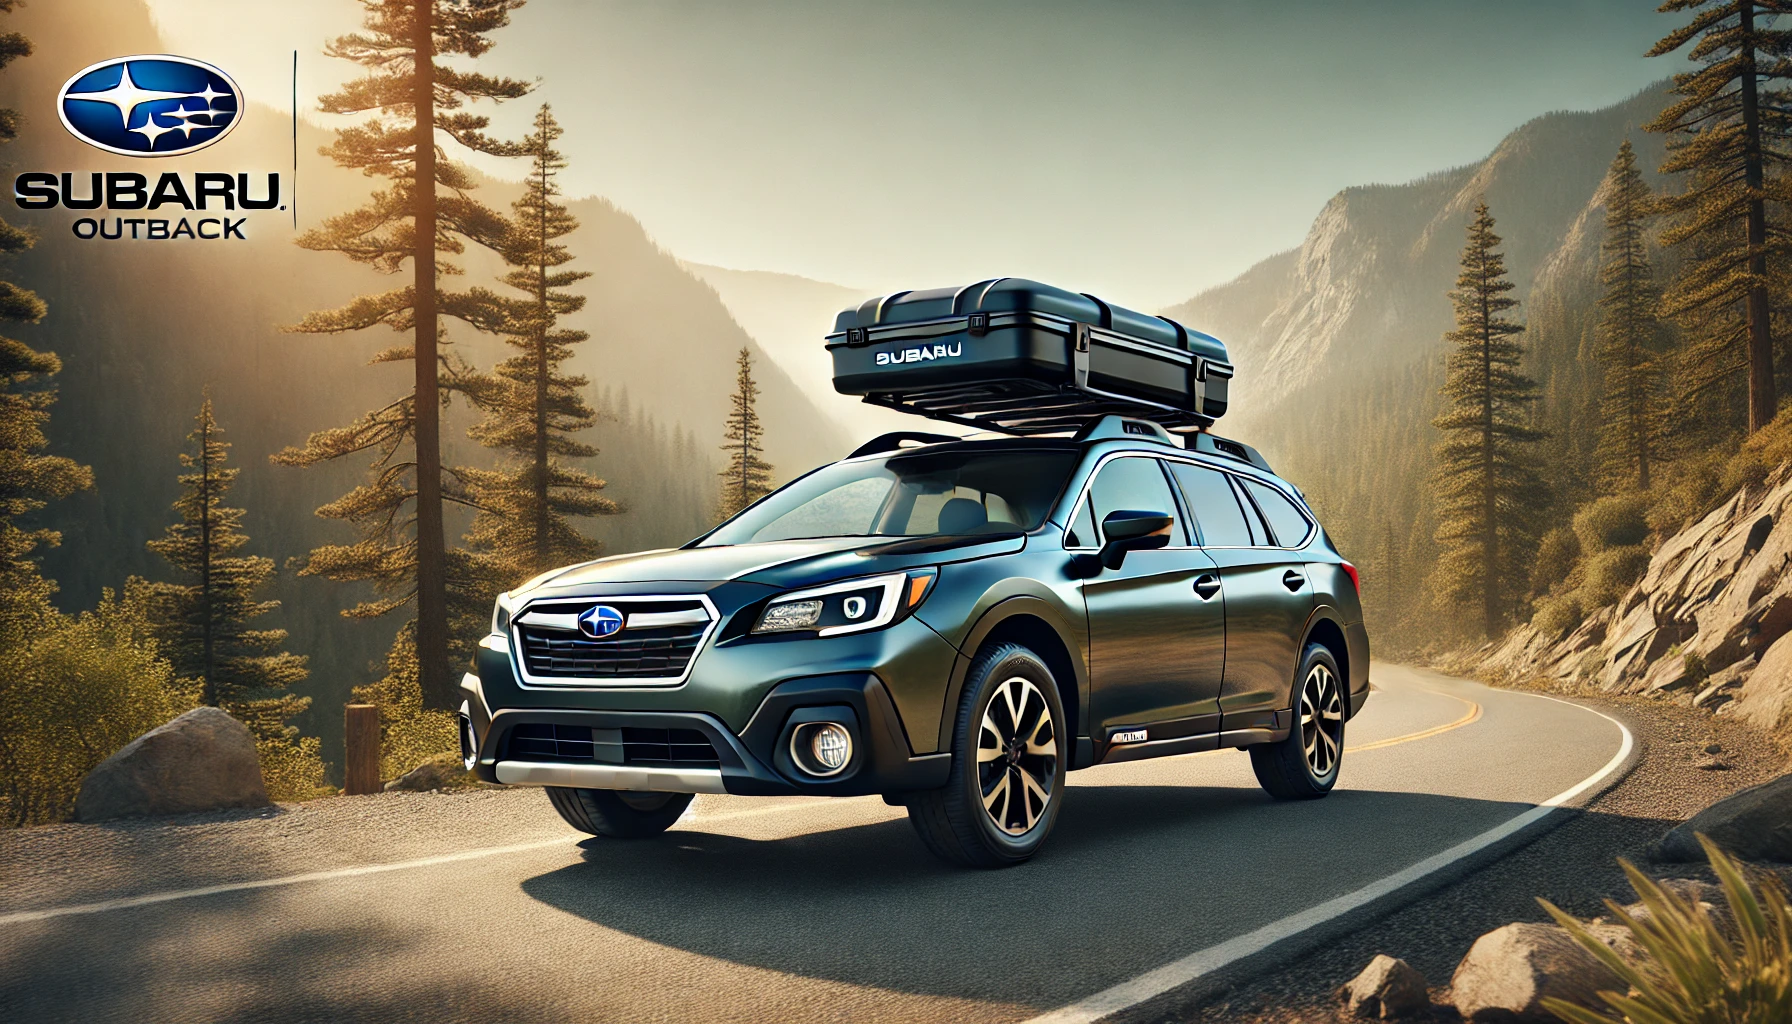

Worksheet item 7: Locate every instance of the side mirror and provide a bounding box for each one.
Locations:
[1098,509,1173,570]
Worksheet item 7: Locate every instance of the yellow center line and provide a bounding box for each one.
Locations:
[1346,690,1482,753]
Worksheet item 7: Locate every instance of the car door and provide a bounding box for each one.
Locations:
[1076,455,1226,747]
[1166,462,1316,737]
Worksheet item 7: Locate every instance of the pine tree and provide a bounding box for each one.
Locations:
[1429,202,1549,639]
[145,397,309,740]
[1646,0,1792,434]
[463,105,618,584]
[277,0,529,709]
[1595,141,1666,491]
[0,8,88,624]
[717,347,773,520]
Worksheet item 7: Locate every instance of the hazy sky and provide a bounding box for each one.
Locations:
[148,0,1675,309]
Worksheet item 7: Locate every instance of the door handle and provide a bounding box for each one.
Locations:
[1282,569,1306,591]
[1193,574,1221,600]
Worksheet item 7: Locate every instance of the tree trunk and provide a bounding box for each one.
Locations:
[1480,273,1499,639]
[533,130,550,572]
[1739,0,1778,433]
[199,412,215,707]
[412,0,452,709]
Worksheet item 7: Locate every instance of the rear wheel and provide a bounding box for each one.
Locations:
[545,787,692,838]
[1249,643,1344,800]
[908,642,1066,868]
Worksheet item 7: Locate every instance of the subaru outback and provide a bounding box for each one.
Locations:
[460,415,1367,867]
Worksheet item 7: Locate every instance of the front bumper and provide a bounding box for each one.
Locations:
[463,609,963,797]
[464,672,950,797]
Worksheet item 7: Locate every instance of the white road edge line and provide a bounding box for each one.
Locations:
[0,836,578,926]
[1020,693,1635,1024]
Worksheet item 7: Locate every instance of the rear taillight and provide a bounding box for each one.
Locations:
[1340,561,1360,594]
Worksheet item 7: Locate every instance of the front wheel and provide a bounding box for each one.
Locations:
[1249,643,1345,800]
[907,642,1067,868]
[545,787,692,838]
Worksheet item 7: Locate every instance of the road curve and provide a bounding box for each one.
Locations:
[0,664,1630,1024]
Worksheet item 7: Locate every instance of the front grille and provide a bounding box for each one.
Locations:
[621,727,721,768]
[514,599,709,682]
[505,723,719,768]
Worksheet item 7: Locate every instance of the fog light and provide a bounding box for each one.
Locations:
[811,723,851,771]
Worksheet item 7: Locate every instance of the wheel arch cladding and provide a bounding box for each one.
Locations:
[1305,616,1349,697]
[975,614,1080,749]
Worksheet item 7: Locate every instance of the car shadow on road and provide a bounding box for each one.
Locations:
[520,783,1650,1006]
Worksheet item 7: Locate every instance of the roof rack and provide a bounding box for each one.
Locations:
[1073,415,1178,446]
[860,378,1214,437]
[847,430,962,459]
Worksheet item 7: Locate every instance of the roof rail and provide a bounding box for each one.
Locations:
[1073,415,1177,446]
[1186,431,1274,473]
[848,431,962,459]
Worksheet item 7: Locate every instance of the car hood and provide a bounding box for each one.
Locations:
[520,534,1027,594]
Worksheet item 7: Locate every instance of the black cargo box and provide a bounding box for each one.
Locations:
[827,278,1232,435]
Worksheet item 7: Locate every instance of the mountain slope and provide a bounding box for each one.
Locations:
[1159,84,1673,642]
[683,263,921,441]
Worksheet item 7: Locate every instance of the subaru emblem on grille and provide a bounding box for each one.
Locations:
[578,605,625,638]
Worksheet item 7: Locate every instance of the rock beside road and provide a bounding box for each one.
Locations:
[75,707,270,822]
[1449,922,1630,1022]
[384,756,470,793]
[1336,954,1429,1019]
[1659,771,1792,862]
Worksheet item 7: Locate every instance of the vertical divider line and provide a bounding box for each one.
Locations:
[291,50,298,229]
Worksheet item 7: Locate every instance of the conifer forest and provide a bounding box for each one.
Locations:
[3,0,1791,825]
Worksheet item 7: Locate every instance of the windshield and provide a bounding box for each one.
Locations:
[700,448,1079,546]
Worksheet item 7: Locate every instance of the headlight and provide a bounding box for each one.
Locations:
[492,592,519,635]
[753,568,938,637]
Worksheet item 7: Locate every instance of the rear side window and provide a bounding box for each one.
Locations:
[1242,479,1313,547]
[1168,463,1252,547]
[1089,457,1186,546]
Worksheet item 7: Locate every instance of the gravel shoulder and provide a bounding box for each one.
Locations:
[0,786,573,913]
[1164,684,1791,1023]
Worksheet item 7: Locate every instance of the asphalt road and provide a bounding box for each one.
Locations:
[0,664,1630,1024]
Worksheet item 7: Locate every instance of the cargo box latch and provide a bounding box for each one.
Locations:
[967,313,989,336]
[1072,322,1091,389]
[846,327,868,347]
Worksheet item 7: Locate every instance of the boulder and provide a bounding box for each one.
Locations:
[1450,922,1627,1022]
[1659,772,1792,862]
[1337,954,1429,1019]
[1617,878,1723,928]
[383,755,469,793]
[1731,630,1792,739]
[75,706,269,822]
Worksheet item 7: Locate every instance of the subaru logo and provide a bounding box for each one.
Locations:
[57,55,242,157]
[578,605,625,639]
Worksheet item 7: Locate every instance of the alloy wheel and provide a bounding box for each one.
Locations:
[1300,663,1344,777]
[976,676,1059,835]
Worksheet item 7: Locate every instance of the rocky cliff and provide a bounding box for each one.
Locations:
[1481,465,1792,746]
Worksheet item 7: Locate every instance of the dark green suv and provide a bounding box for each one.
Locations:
[461,415,1367,867]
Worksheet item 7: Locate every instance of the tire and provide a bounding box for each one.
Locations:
[1249,643,1345,800]
[544,787,693,838]
[907,642,1067,868]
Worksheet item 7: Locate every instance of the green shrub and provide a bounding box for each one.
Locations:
[1532,592,1585,639]
[1540,835,1792,1024]
[258,735,333,802]
[1581,545,1652,609]
[1531,527,1581,597]
[1574,493,1652,554]
[0,587,195,827]
[354,627,458,782]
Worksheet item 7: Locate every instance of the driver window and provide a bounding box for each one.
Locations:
[1088,457,1185,546]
